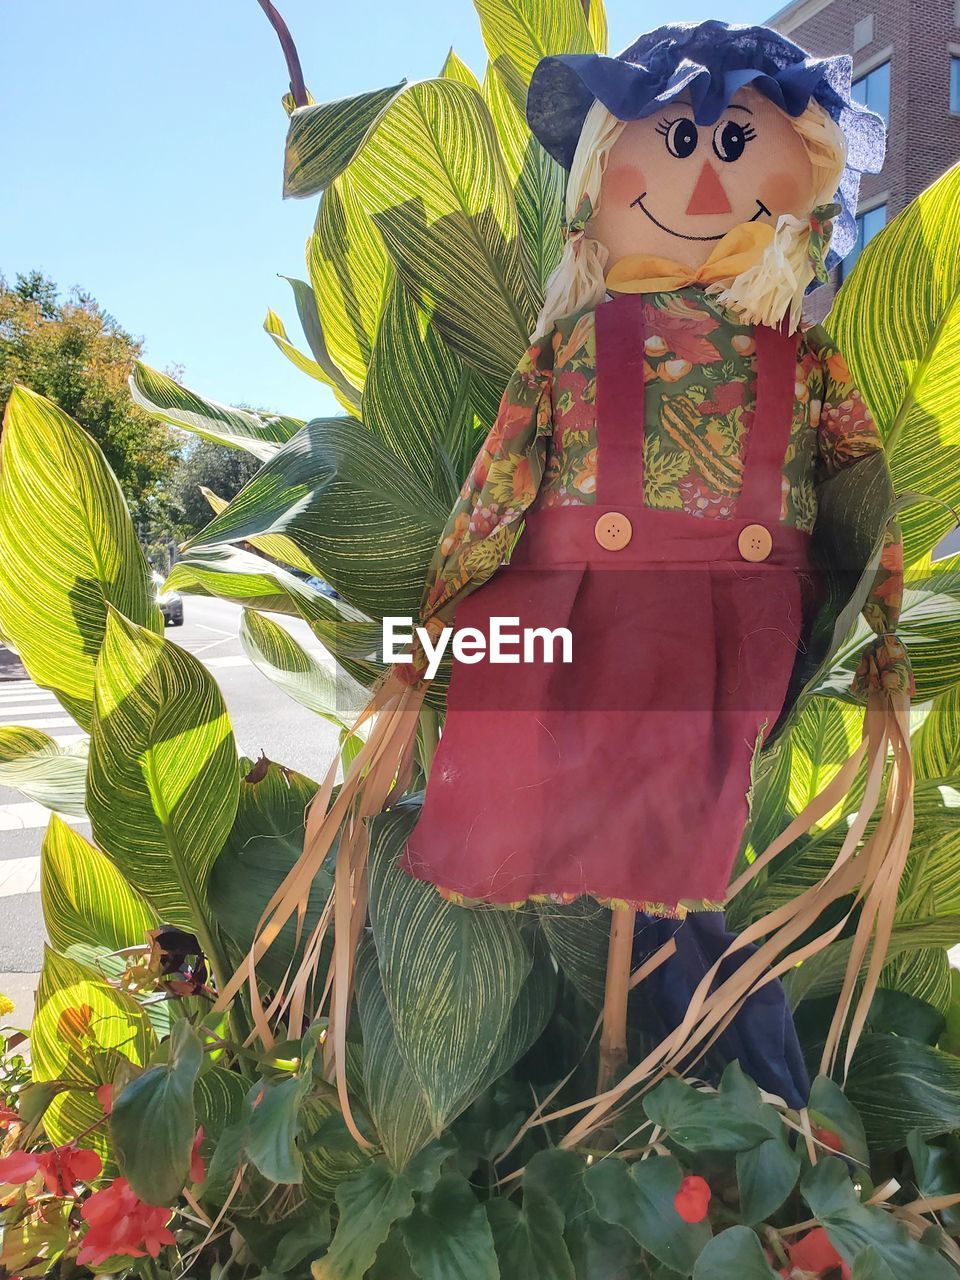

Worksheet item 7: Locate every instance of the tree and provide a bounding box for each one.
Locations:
[167,438,260,538]
[0,272,178,528]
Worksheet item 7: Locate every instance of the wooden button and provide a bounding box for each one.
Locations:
[594,512,632,551]
[738,523,773,562]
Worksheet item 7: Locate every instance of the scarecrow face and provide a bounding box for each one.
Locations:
[588,86,817,271]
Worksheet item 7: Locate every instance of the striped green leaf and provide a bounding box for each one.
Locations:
[283,82,406,198]
[87,609,240,932]
[275,276,361,413]
[0,726,87,817]
[165,545,383,684]
[847,1033,960,1148]
[441,49,481,91]
[827,161,960,565]
[309,177,391,396]
[32,947,155,1158]
[363,278,479,508]
[356,935,435,1170]
[535,897,610,1008]
[472,0,598,99]
[239,609,369,729]
[914,685,960,780]
[130,362,301,460]
[207,758,332,991]
[483,61,564,304]
[367,800,532,1132]
[347,78,533,385]
[0,386,160,730]
[585,0,608,52]
[186,419,447,620]
[787,697,863,823]
[42,815,158,956]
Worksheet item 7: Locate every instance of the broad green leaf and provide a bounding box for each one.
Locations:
[130,362,301,460]
[0,726,87,817]
[245,1074,310,1185]
[693,1227,778,1279]
[584,0,607,51]
[736,1139,801,1226]
[906,1130,960,1234]
[195,1066,247,1139]
[87,610,240,932]
[441,48,481,90]
[472,0,596,99]
[313,1148,448,1280]
[264,306,340,389]
[0,386,160,729]
[41,815,158,956]
[643,1078,774,1152]
[586,1155,711,1275]
[301,1095,372,1202]
[465,938,557,1101]
[189,419,447,620]
[166,544,383,686]
[355,935,435,1171]
[32,948,155,1158]
[852,1248,899,1280]
[535,897,610,1008]
[111,1020,202,1204]
[0,1200,71,1279]
[276,276,362,412]
[787,697,862,825]
[802,1157,956,1278]
[239,608,369,729]
[914,685,960,778]
[807,1075,870,1167]
[309,177,390,395]
[847,1033,960,1148]
[784,915,960,1008]
[207,759,330,991]
[283,82,405,198]
[827,161,960,565]
[401,1174,500,1279]
[347,78,533,385]
[487,1187,576,1279]
[483,58,564,302]
[363,278,478,509]
[367,800,531,1131]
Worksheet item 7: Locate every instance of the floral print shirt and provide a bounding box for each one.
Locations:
[419,287,909,697]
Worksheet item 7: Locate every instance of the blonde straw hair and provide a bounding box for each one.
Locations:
[532,96,848,340]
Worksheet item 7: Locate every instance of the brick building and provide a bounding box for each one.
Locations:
[768,0,960,320]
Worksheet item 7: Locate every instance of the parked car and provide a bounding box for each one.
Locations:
[152,572,184,626]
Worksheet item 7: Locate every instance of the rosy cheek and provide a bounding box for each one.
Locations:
[758,170,803,214]
[601,163,646,209]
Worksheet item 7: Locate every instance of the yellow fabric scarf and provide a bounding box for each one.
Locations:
[604,220,774,294]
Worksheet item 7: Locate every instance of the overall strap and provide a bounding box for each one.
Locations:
[737,324,801,522]
[594,292,647,507]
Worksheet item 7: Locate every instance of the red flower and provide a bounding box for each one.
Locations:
[674,1174,712,1223]
[78,1177,175,1266]
[96,1083,113,1116]
[0,1143,101,1196]
[779,1227,850,1279]
[189,1127,205,1185]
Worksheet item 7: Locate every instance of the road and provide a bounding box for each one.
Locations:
[0,596,343,1020]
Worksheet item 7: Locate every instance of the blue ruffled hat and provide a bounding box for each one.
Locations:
[526,20,886,272]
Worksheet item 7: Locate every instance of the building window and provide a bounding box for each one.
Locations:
[852,60,891,123]
[951,56,960,113]
[842,205,888,280]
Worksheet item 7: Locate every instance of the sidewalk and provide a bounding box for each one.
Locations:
[0,647,27,682]
[0,971,39,1027]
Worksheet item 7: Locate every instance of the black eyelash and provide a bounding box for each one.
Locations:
[741,125,758,141]
[655,116,684,136]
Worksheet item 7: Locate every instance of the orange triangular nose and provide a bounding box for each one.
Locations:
[686,162,732,216]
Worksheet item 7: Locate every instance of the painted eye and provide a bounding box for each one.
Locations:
[659,118,699,159]
[712,120,753,163]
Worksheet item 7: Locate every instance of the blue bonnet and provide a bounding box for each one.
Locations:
[526,20,886,274]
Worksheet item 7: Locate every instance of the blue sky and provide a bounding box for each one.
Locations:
[2,1,773,422]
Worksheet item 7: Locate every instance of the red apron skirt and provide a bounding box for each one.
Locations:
[402,295,815,912]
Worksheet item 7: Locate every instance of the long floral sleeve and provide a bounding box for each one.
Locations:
[395,331,556,681]
[812,329,914,698]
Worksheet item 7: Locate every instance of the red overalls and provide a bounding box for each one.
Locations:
[403,292,815,912]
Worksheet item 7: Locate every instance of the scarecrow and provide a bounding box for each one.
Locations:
[236,22,915,1117]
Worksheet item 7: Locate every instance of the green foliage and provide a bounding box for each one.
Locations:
[167,437,260,537]
[6,4,960,1278]
[0,272,177,524]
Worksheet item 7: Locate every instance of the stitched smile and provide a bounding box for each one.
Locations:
[630,193,771,241]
